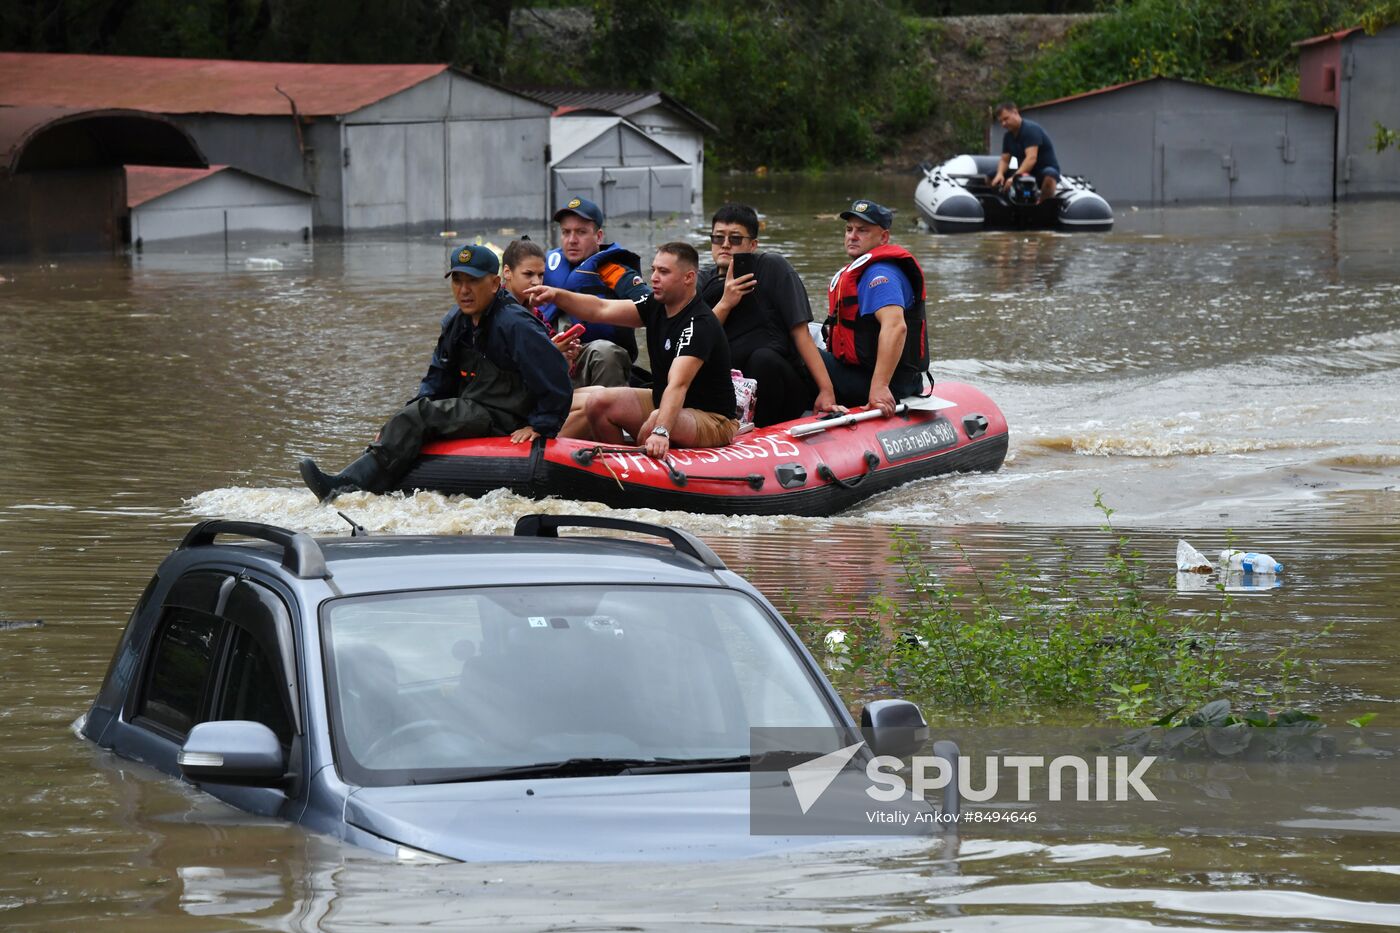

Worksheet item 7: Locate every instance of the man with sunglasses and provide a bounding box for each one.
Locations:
[697,203,839,426]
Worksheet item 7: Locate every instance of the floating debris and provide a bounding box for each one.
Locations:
[0,619,44,631]
[1176,539,1213,573]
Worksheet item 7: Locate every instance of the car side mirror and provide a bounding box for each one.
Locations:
[178,720,286,787]
[861,699,930,758]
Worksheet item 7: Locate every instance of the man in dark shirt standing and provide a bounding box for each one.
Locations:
[527,242,737,458]
[296,244,572,501]
[989,102,1061,201]
[698,203,838,426]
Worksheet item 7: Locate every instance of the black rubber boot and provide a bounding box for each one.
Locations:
[334,452,387,496]
[298,453,387,503]
[298,458,336,502]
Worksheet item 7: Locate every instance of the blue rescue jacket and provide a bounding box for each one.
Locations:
[539,244,646,359]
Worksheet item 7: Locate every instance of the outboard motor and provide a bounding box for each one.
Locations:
[1009,175,1039,206]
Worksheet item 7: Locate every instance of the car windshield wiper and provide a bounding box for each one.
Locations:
[411,751,819,785]
[619,754,756,774]
[410,757,691,785]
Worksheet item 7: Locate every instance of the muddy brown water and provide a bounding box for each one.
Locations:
[2,172,1399,929]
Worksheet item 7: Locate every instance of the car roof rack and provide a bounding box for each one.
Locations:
[179,520,331,579]
[513,514,726,570]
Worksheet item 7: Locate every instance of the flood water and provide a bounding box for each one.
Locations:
[2,172,1399,929]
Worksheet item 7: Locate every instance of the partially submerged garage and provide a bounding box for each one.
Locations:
[0,105,206,254]
[988,77,1336,206]
[0,53,554,233]
[549,114,693,220]
[126,165,313,246]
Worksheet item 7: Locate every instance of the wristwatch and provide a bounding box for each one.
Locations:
[650,426,669,438]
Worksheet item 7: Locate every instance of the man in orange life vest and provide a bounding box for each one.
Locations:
[820,199,930,418]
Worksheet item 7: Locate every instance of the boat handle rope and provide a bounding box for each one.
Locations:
[572,445,687,487]
[816,451,881,490]
[695,472,765,490]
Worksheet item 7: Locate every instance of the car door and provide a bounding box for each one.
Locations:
[117,569,306,819]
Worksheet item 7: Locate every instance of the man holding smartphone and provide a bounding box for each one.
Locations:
[697,203,838,426]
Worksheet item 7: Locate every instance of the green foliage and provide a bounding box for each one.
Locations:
[1116,699,1331,760]
[794,493,1234,721]
[1374,122,1400,153]
[586,0,680,88]
[584,0,939,169]
[0,0,512,74]
[1004,0,1376,105]
[1359,0,1400,33]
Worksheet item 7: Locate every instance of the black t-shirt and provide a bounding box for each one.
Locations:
[1001,117,1060,173]
[635,292,735,418]
[697,251,813,367]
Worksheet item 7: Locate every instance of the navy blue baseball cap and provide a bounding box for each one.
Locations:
[840,199,894,230]
[552,195,605,227]
[444,243,500,278]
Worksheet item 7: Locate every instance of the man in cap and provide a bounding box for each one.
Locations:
[822,199,930,418]
[535,196,651,388]
[296,243,572,501]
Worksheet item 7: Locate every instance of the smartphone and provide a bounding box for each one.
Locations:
[730,252,756,278]
[555,322,586,343]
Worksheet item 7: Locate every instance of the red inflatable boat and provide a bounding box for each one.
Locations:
[393,381,1008,516]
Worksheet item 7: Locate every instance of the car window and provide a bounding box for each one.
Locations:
[139,610,221,737]
[323,585,840,786]
[214,627,293,747]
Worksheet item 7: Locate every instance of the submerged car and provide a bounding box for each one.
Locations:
[82,515,952,861]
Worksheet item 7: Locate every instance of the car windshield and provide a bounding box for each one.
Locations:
[322,585,842,786]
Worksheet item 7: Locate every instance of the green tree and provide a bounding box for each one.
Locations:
[1004,0,1374,105]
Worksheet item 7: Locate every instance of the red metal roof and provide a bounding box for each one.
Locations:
[1023,77,1157,110]
[1023,75,1334,112]
[1294,27,1363,48]
[0,53,449,116]
[516,86,718,133]
[125,163,311,207]
[125,165,226,207]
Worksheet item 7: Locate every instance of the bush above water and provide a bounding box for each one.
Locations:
[793,495,1334,725]
[1004,0,1387,105]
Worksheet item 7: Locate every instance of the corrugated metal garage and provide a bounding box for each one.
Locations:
[1297,24,1400,200]
[0,53,554,233]
[519,89,714,213]
[989,77,1336,206]
[126,165,313,245]
[550,115,693,219]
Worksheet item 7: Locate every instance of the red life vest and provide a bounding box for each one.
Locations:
[825,244,929,375]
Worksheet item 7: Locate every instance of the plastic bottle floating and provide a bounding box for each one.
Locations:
[1218,549,1284,575]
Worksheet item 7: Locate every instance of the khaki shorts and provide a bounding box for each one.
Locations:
[634,388,739,448]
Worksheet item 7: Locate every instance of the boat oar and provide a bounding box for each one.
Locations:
[788,394,955,438]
